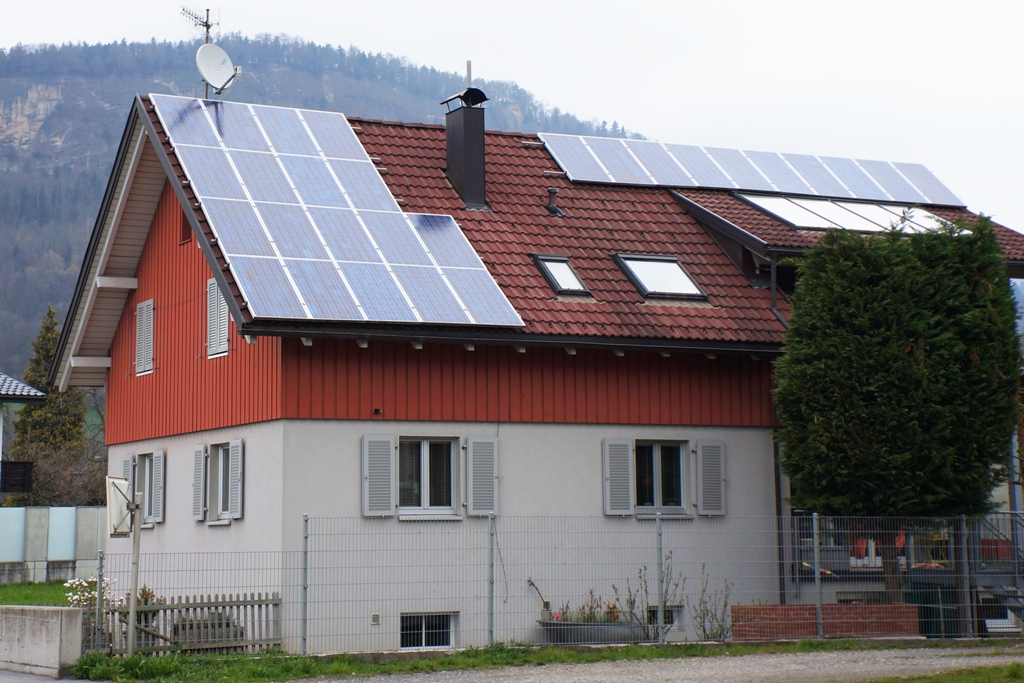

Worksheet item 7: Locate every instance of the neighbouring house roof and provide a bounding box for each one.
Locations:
[0,372,46,402]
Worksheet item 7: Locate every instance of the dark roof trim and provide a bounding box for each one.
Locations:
[48,103,141,387]
[669,190,768,256]
[238,321,782,357]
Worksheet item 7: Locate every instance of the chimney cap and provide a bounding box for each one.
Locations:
[441,87,489,109]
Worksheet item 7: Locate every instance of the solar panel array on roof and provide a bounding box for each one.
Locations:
[149,95,522,327]
[538,133,963,207]
[738,194,947,233]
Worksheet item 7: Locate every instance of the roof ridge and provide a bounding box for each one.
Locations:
[348,116,540,139]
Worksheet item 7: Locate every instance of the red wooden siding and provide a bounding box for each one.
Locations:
[281,339,775,427]
[107,183,773,443]
[106,181,282,444]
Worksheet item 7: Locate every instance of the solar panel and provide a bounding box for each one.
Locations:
[150,94,522,327]
[783,154,851,198]
[705,148,774,191]
[834,201,904,229]
[585,136,653,184]
[625,141,695,186]
[745,151,813,195]
[892,162,961,206]
[284,259,362,320]
[665,145,733,187]
[790,198,886,232]
[537,133,611,182]
[857,159,926,204]
[536,132,963,207]
[819,157,889,201]
[738,195,832,229]
[229,256,306,319]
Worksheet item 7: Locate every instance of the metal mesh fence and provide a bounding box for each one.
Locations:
[88,513,1024,654]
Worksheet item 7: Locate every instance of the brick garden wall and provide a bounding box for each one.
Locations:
[731,604,920,641]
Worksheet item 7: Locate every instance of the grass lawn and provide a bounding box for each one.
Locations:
[0,581,67,605]
[73,640,1024,683]
[872,663,1024,683]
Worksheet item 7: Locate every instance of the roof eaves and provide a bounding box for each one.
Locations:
[48,103,142,388]
[238,320,784,356]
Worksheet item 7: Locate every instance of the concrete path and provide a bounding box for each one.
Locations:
[326,646,1024,683]
[0,671,65,683]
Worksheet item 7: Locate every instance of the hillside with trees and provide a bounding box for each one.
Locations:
[0,35,641,380]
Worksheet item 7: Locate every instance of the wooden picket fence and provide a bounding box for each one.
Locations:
[97,592,281,655]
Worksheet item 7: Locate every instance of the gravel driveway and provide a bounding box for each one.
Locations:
[329,646,1024,683]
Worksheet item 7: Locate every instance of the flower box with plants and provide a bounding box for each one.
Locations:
[527,553,694,645]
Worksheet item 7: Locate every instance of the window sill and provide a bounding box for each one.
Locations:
[206,518,232,526]
[141,522,155,529]
[207,352,228,360]
[135,370,154,377]
[398,513,462,522]
[636,511,694,521]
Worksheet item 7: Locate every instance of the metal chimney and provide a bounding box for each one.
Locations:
[441,83,489,210]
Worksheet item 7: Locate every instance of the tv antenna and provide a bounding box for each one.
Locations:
[182,6,238,98]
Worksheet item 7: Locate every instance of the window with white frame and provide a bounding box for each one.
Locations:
[602,439,725,517]
[361,435,498,518]
[532,254,589,295]
[400,613,453,649]
[192,440,244,523]
[635,442,686,510]
[207,279,229,357]
[123,452,164,525]
[399,438,455,512]
[614,254,704,299]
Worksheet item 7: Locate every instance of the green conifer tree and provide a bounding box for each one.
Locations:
[5,306,104,507]
[10,305,86,457]
[774,217,1021,600]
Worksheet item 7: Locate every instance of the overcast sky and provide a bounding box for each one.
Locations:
[4,1,1022,231]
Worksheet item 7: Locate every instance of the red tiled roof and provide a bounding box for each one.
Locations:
[677,188,1024,260]
[353,119,788,346]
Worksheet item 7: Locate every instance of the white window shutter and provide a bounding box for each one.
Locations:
[135,303,145,374]
[192,445,207,521]
[362,435,396,517]
[123,456,133,492]
[228,439,244,519]
[697,440,726,516]
[603,438,634,516]
[218,284,229,353]
[135,300,154,374]
[151,450,165,523]
[467,437,498,516]
[207,279,218,356]
[207,279,229,356]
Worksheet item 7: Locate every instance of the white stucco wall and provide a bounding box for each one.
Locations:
[106,418,779,651]
[106,420,285,557]
[279,419,778,541]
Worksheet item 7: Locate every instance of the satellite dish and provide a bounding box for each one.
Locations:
[196,43,241,95]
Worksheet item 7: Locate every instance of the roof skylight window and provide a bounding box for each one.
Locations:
[614,254,704,299]
[533,254,589,295]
